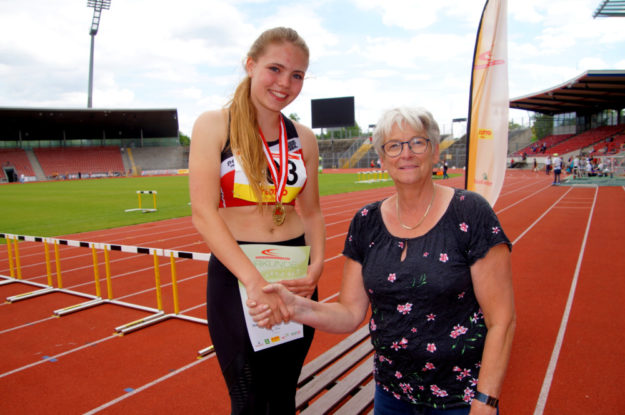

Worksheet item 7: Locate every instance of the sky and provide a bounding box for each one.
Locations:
[1,0,624,138]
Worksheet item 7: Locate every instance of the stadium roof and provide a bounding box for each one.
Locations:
[509,70,625,115]
[593,0,625,18]
[0,108,179,141]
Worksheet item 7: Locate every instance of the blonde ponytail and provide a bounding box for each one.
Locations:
[229,77,267,204]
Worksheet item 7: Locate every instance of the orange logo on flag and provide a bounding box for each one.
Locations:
[475,51,505,69]
[478,129,493,139]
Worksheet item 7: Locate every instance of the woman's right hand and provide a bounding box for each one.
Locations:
[245,281,290,327]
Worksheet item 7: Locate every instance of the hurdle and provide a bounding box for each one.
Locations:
[125,190,158,212]
[0,234,163,314]
[2,237,56,299]
[1,234,103,303]
[1,232,215,356]
[356,170,390,183]
[114,248,210,335]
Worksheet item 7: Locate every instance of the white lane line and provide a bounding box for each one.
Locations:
[83,354,213,415]
[533,186,598,414]
[0,334,117,379]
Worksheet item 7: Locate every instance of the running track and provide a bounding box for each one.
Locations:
[1,170,624,414]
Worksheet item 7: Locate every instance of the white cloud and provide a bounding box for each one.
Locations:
[1,0,623,135]
[577,57,609,71]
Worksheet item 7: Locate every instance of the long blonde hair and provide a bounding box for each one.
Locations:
[228,27,309,205]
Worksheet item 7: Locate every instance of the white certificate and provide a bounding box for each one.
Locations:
[239,244,310,352]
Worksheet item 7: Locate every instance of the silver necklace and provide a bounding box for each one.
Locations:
[395,185,436,230]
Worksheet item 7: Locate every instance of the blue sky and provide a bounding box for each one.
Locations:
[1,0,624,137]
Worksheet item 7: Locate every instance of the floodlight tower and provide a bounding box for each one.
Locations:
[86,0,111,108]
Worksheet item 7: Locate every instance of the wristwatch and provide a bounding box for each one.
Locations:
[475,391,499,408]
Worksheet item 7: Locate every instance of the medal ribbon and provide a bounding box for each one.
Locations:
[258,115,288,205]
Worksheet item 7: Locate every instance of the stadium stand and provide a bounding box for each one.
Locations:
[127,146,188,173]
[317,138,361,168]
[34,146,124,178]
[511,134,574,157]
[544,124,625,155]
[590,133,625,155]
[0,149,36,179]
[510,125,625,161]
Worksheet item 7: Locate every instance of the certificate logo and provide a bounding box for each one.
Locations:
[256,248,290,260]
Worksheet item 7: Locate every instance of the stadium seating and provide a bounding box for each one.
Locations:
[511,134,573,157]
[545,125,625,155]
[34,146,124,178]
[591,133,625,155]
[511,125,625,158]
[0,148,36,177]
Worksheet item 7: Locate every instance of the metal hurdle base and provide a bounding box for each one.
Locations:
[0,274,15,285]
[54,298,106,316]
[3,278,95,303]
[2,276,51,291]
[197,345,215,358]
[7,287,57,302]
[115,311,168,335]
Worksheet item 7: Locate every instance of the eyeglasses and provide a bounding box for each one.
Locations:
[381,137,430,157]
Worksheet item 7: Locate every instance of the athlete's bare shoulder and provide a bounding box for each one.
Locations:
[191,108,228,153]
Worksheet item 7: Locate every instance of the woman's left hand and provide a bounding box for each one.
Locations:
[279,263,322,298]
[279,275,316,298]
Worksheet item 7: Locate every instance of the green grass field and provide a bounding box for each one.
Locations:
[1,173,397,238]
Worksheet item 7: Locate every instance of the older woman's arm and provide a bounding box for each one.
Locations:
[470,243,516,414]
[250,257,370,333]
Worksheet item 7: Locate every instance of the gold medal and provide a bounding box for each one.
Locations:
[273,201,286,225]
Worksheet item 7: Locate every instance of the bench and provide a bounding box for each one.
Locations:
[296,324,375,414]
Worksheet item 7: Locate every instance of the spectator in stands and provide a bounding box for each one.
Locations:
[540,142,547,153]
[188,27,325,415]
[249,106,515,414]
[552,153,563,185]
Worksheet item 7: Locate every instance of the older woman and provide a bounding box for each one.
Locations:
[249,106,515,414]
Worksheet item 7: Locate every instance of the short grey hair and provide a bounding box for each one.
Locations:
[372,107,441,157]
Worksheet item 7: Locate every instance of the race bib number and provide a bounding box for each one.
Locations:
[233,152,306,203]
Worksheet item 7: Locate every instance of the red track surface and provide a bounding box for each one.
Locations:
[1,170,624,414]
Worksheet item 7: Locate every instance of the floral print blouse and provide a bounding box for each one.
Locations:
[342,188,511,409]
